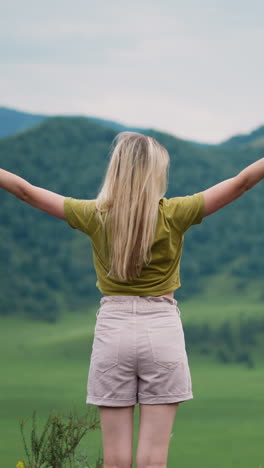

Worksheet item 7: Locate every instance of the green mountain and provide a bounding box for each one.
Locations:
[219,124,264,148]
[0,116,263,321]
[2,105,264,149]
[0,106,148,139]
[0,106,47,138]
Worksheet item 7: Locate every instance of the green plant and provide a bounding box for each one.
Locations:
[18,407,101,468]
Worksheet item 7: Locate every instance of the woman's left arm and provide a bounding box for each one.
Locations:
[0,168,66,221]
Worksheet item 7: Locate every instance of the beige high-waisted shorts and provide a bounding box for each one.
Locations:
[86,295,193,407]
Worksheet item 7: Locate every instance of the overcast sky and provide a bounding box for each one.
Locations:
[1,0,264,143]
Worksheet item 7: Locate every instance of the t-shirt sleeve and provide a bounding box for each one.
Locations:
[166,192,205,233]
[64,197,96,236]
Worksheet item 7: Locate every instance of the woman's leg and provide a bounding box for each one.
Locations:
[136,402,179,468]
[98,404,135,468]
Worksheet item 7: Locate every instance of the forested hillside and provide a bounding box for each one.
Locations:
[0,116,263,321]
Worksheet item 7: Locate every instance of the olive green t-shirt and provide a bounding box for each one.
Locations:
[64,192,205,296]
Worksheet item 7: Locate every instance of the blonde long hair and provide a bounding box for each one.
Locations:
[95,131,170,281]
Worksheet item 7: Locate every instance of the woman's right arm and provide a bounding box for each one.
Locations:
[202,157,264,217]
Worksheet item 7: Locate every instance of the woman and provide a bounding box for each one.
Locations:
[1,131,263,468]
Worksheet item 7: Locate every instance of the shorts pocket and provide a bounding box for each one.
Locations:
[147,325,186,370]
[91,323,121,373]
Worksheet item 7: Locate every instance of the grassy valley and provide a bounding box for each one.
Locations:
[1,299,264,467]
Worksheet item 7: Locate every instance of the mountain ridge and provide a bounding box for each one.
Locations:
[1,105,264,148]
[0,111,263,321]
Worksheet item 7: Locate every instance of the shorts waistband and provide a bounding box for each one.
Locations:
[100,295,177,307]
[97,295,180,318]
[100,295,178,306]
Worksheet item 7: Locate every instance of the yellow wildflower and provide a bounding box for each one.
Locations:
[16,462,25,468]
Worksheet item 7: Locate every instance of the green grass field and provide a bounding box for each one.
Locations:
[180,272,264,325]
[1,296,264,467]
